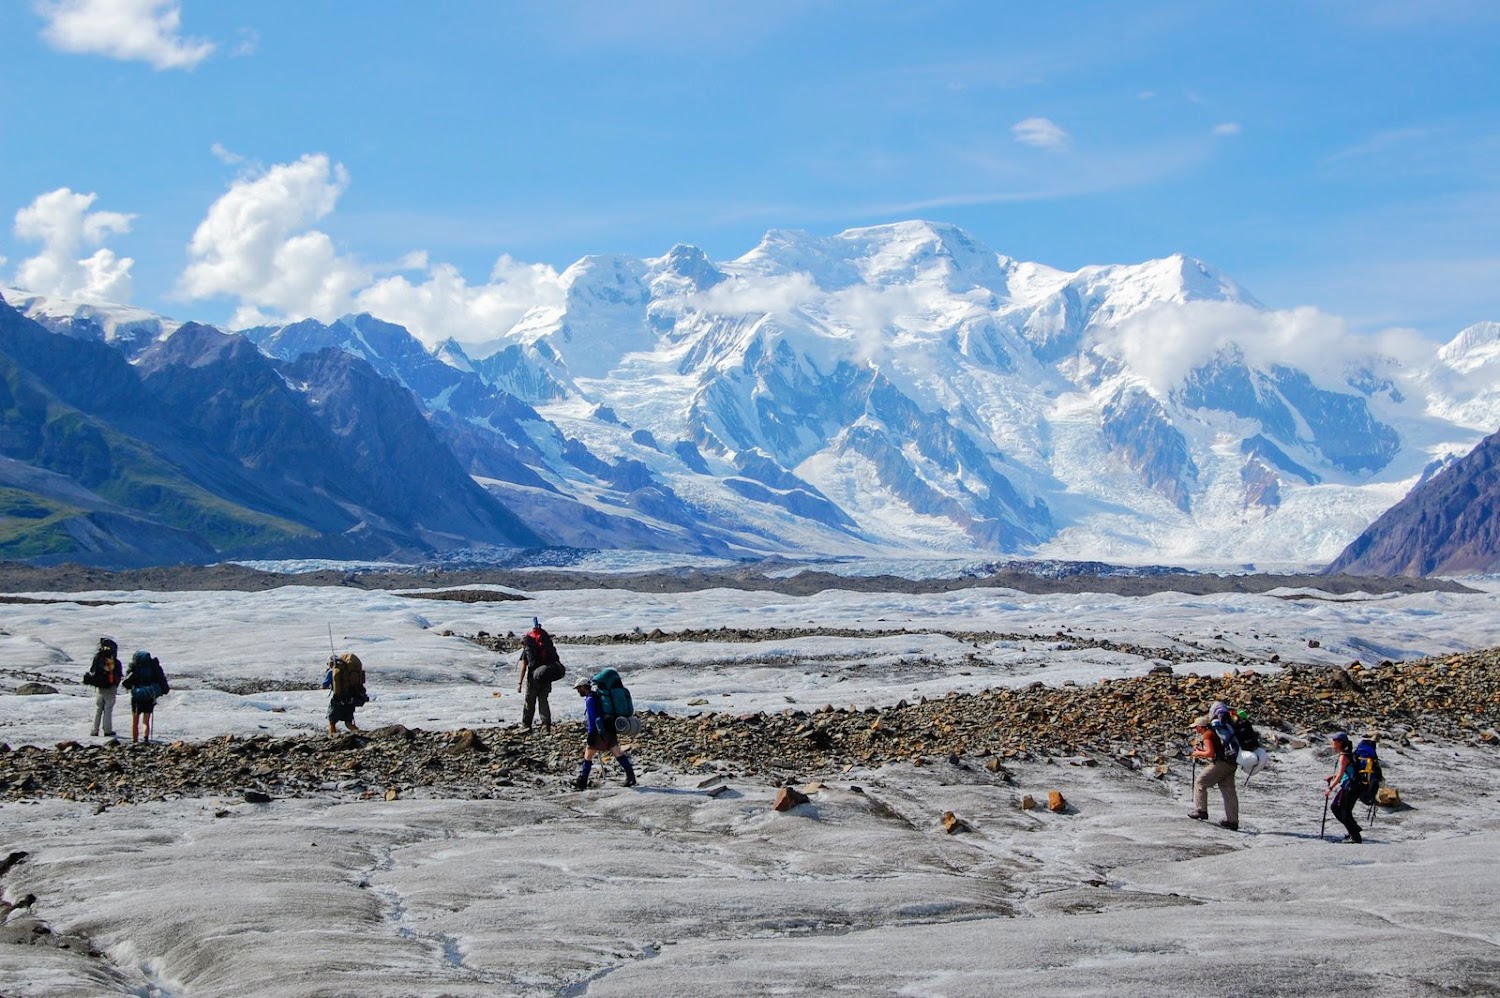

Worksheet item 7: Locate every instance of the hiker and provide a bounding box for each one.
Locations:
[517,617,562,733]
[1188,714,1239,830]
[572,677,636,790]
[121,651,169,744]
[83,637,123,738]
[322,653,368,735]
[1325,732,1363,843]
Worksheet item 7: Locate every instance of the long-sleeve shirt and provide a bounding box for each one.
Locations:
[583,692,607,735]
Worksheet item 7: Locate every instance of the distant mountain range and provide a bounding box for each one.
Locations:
[3,222,1498,572]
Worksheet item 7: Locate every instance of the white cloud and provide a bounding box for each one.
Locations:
[688,272,818,317]
[1212,122,1242,136]
[1091,300,1427,395]
[210,142,244,165]
[352,256,565,350]
[1011,117,1069,150]
[11,187,135,302]
[177,154,565,348]
[35,0,215,70]
[178,154,363,326]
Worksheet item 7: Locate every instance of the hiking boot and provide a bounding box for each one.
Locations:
[1187,810,1209,821]
[1344,831,1363,844]
[1218,820,1239,831]
[572,775,588,791]
[624,772,637,787]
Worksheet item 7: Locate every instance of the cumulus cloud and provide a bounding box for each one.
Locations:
[12,188,135,301]
[1011,117,1070,150]
[178,154,362,327]
[178,154,565,347]
[35,0,215,70]
[1091,300,1427,395]
[688,272,818,317]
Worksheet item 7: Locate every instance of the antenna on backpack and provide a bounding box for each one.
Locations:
[328,623,337,660]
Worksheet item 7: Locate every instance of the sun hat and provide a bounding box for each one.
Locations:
[1192,715,1211,729]
[574,677,592,689]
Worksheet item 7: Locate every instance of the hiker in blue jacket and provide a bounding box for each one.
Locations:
[572,677,636,790]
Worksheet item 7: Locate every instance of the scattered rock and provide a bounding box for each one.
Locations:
[941,811,972,834]
[772,786,810,812]
[1048,790,1067,813]
[13,683,57,696]
[1020,795,1037,810]
[1376,786,1401,807]
[384,787,400,801]
[243,790,272,804]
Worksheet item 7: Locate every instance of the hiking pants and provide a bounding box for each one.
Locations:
[1194,759,1239,823]
[1331,785,1362,839]
[522,680,552,730]
[92,687,117,736]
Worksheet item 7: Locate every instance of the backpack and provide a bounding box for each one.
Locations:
[331,653,366,699]
[592,668,636,732]
[151,657,169,695]
[1351,739,1383,806]
[1232,710,1261,752]
[1210,717,1240,760]
[525,630,566,684]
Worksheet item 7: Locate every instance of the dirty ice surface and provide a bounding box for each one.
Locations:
[1,579,1498,996]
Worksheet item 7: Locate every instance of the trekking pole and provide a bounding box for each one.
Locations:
[1320,791,1329,840]
[328,624,337,659]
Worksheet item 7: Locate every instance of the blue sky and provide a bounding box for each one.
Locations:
[1,0,1497,345]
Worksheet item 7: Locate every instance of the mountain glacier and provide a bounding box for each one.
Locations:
[7,221,1498,569]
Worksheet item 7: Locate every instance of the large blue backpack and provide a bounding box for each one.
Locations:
[592,668,636,731]
[1210,716,1241,760]
[1352,739,1383,806]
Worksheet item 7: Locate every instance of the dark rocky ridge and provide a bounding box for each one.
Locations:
[4,651,1496,806]
[0,561,1473,598]
[1329,426,1500,576]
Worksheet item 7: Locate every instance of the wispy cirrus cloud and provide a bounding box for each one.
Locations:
[1011,117,1070,150]
[35,0,215,70]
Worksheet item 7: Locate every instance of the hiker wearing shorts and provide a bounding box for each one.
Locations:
[572,677,636,790]
[1326,732,1363,843]
[121,651,168,744]
[1188,714,1239,830]
[84,637,123,738]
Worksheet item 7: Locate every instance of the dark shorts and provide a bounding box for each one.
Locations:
[131,691,157,715]
[328,696,357,724]
[587,728,619,751]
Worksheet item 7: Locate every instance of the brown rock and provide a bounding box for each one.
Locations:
[941,811,972,834]
[448,729,487,754]
[773,786,810,811]
[1047,790,1067,813]
[1376,786,1401,806]
[1020,794,1037,810]
[385,787,400,801]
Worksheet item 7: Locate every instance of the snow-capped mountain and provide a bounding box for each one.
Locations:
[7,222,1498,570]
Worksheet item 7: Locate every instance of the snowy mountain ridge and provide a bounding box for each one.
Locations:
[8,221,1499,569]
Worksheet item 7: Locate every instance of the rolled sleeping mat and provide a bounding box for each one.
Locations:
[612,715,642,736]
[1237,747,1270,777]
